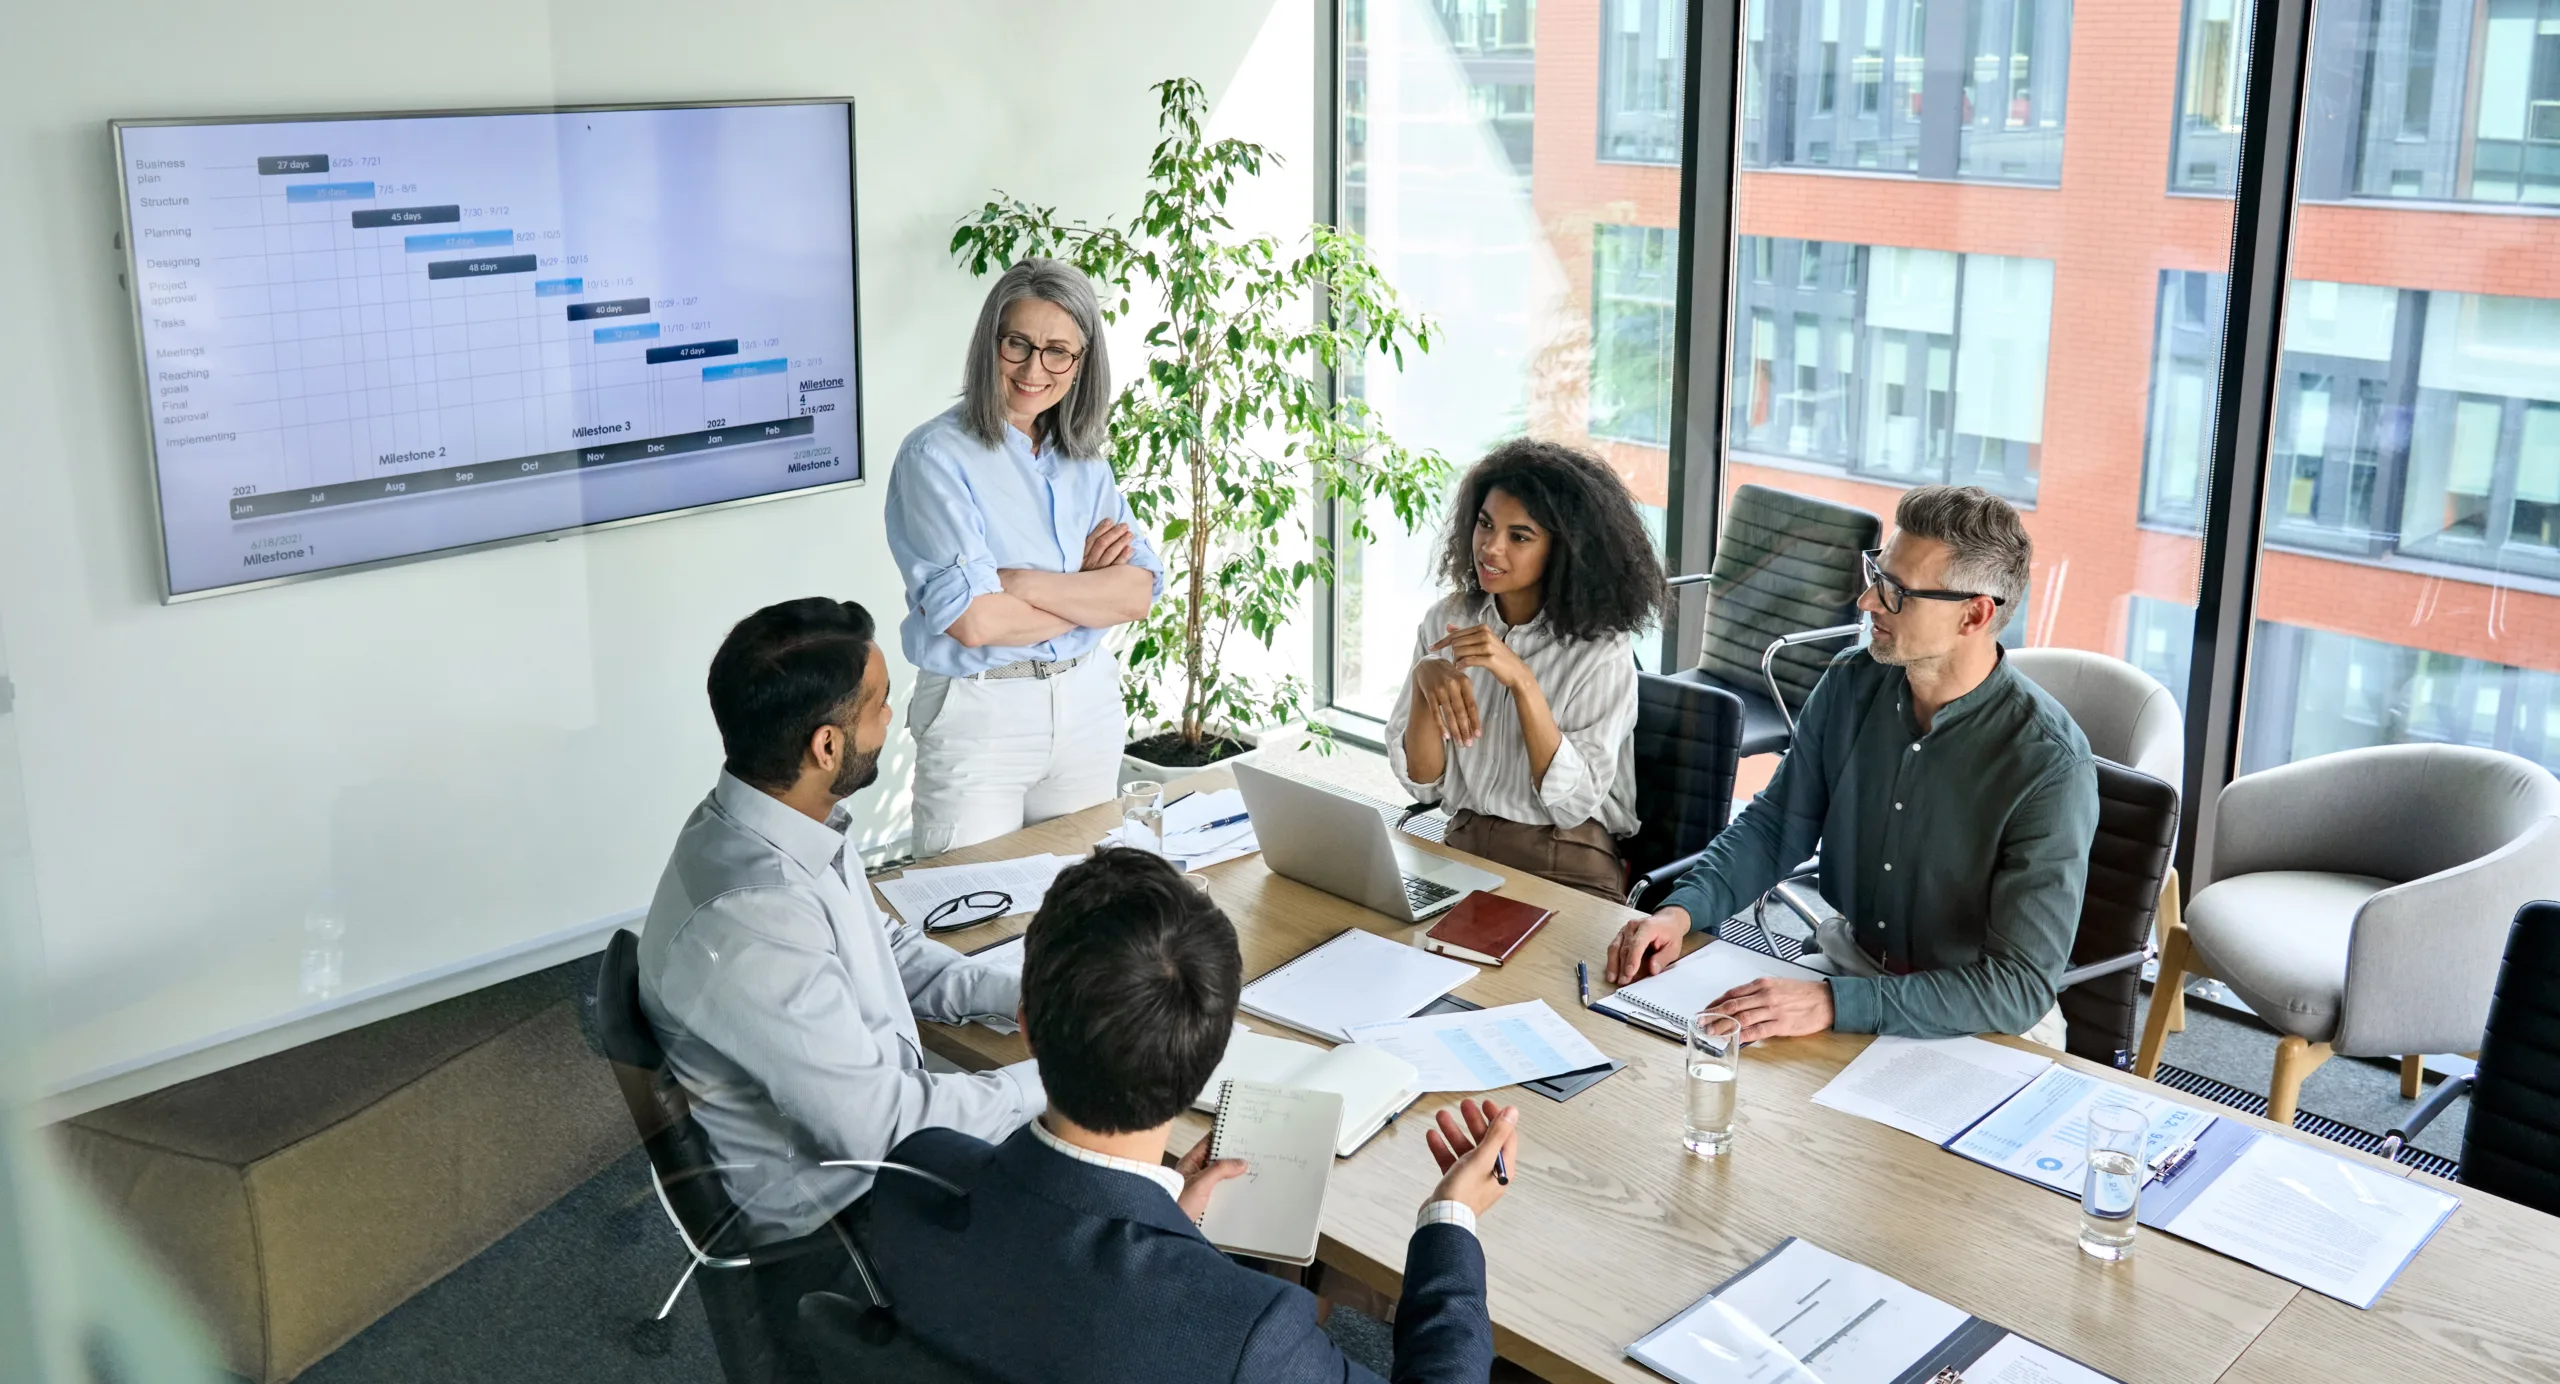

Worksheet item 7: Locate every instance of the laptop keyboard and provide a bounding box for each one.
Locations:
[1402,875,1460,911]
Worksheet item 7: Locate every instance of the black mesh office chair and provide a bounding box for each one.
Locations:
[1622,670,1746,910]
[596,929,860,1384]
[2380,901,2560,1216]
[2056,760,2180,1067]
[1693,484,1881,756]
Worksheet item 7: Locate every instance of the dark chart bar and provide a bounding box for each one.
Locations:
[565,297,651,321]
[351,205,461,229]
[645,338,737,365]
[426,254,538,280]
[257,154,329,175]
[226,416,817,521]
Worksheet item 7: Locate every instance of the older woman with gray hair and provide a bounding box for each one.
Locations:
[885,259,1161,856]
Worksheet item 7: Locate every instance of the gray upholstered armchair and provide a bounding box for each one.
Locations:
[2135,743,2560,1125]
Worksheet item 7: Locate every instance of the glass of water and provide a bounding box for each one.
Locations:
[2081,1101,2147,1260]
[1684,1011,1743,1156]
[1119,779,1165,855]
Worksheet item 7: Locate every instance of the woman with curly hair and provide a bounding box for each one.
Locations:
[1386,439,1668,901]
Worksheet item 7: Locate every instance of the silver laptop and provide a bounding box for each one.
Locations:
[1231,761,1502,923]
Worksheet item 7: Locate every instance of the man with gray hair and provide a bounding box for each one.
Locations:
[1606,485,2098,1048]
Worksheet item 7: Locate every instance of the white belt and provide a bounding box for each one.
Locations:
[967,653,1087,682]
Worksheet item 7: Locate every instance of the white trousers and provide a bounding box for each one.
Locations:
[907,653,1126,857]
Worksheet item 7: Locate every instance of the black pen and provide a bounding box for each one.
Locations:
[1576,961,1591,1009]
[1494,1149,1509,1185]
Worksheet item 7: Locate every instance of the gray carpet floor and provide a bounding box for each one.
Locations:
[282,973,2467,1383]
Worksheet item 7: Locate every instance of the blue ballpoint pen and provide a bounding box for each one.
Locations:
[1198,812,1250,831]
[1576,961,1591,1009]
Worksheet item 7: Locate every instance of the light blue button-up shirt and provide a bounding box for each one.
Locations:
[637,772,1042,1242]
[883,405,1165,678]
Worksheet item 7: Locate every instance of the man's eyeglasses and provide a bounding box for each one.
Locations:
[1860,549,2005,615]
[921,890,1012,933]
[996,333,1083,375]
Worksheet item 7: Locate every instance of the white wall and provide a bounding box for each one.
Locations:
[0,0,1314,1110]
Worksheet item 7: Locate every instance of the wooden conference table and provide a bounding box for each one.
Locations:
[902,768,2560,1384]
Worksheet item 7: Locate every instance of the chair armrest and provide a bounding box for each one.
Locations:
[1760,624,1864,734]
[1627,849,1708,911]
[2379,1071,2475,1159]
[2337,816,2560,1056]
[1396,800,1440,829]
[2058,945,2152,992]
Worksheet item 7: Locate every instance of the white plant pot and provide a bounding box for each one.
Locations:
[1119,728,1264,789]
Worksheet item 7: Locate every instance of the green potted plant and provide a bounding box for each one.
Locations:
[950,78,1447,775]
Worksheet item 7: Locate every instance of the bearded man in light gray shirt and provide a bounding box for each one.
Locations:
[638,596,1039,1247]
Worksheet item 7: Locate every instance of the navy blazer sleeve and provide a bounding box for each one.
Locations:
[1232,1224,1492,1384]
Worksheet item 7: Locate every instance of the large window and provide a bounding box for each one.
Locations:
[2193,0,2560,203]
[2237,5,2560,784]
[1331,0,1687,719]
[1742,0,2073,185]
[1726,237,2051,502]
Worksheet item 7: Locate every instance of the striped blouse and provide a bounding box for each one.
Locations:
[1384,591,1641,837]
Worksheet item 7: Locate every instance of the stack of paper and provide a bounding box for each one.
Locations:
[872,853,1082,929]
[1239,928,1476,1041]
[1102,787,1259,871]
[1810,1035,2055,1142]
[1346,1001,1612,1093]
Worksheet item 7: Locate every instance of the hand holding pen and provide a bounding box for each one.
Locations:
[1424,1097,1521,1216]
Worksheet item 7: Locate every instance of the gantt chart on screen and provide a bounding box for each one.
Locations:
[119,103,860,596]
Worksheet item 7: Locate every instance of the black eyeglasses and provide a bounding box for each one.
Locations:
[920,890,1012,933]
[996,333,1083,374]
[1861,549,2006,615]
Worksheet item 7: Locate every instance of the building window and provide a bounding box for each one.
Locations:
[2171,0,2251,192]
[2142,271,2225,527]
[2242,621,2560,774]
[2127,597,2199,714]
[1591,224,1680,445]
[1601,0,1687,164]
[2263,281,2409,556]
[1731,236,2050,499]
[1743,0,2071,184]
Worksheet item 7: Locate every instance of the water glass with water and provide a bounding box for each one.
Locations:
[1684,1012,1742,1156]
[2081,1101,2147,1260]
[1119,779,1165,855]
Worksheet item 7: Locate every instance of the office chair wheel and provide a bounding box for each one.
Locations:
[628,1314,676,1357]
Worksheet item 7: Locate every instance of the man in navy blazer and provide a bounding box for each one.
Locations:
[856,847,1519,1383]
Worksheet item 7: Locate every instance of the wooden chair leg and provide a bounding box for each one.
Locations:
[2135,921,2191,1079]
[2268,1036,2332,1127]
[2400,1054,2425,1100]
[2157,872,2186,1033]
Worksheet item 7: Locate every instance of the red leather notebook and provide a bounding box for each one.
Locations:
[1422,892,1554,967]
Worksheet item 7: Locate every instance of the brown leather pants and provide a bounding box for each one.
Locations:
[1444,810,1626,904]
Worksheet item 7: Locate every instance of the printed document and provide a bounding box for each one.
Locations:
[1346,1001,1611,1093]
[2161,1133,2458,1309]
[1628,1238,1967,1384]
[873,853,1081,929]
[1960,1332,2119,1384]
[1810,1035,2055,1143]
[1947,1066,2217,1195]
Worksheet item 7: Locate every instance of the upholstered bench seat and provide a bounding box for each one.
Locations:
[51,962,634,1382]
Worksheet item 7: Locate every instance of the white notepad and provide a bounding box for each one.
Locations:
[1194,1027,1421,1157]
[1592,938,1825,1038]
[1238,928,1477,1041]
[1195,1079,1343,1266]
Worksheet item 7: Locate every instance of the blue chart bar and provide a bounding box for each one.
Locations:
[284,181,375,203]
[534,277,584,297]
[701,357,786,382]
[594,322,662,343]
[404,228,514,252]
[645,338,739,365]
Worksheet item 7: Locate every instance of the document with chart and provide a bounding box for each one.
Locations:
[115,102,861,597]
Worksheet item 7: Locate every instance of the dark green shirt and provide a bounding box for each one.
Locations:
[1662,648,2099,1038]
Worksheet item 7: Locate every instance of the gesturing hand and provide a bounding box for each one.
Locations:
[1424,1098,1522,1218]
[1172,1131,1249,1223]
[1411,658,1482,747]
[1080,518,1135,571]
[1707,976,1835,1043]
[1430,623,1533,693]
